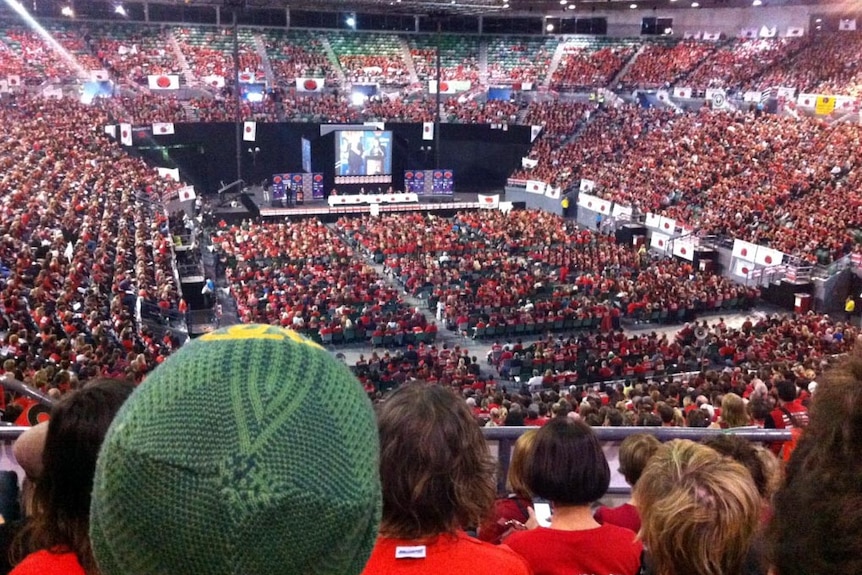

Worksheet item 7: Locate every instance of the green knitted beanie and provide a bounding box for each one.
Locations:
[90,324,381,575]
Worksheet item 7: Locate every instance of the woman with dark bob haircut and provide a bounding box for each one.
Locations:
[505,418,642,575]
[360,384,530,575]
[11,378,135,575]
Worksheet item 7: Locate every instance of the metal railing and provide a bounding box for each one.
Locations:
[484,426,791,494]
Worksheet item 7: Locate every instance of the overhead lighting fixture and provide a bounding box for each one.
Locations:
[691,1,699,6]
[114,4,127,16]
[345,15,356,28]
[560,0,568,4]
[630,3,637,8]
[567,4,576,8]
[546,23,555,31]
[60,5,74,17]
[752,0,762,5]
[502,2,509,7]
[815,18,822,22]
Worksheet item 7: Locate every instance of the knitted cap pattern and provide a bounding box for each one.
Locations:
[90,324,381,575]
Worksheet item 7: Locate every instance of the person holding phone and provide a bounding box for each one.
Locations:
[505,418,642,575]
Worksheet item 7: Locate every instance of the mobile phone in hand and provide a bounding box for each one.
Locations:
[533,498,552,527]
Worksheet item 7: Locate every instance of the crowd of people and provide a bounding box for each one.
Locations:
[0,95,183,399]
[515,100,862,263]
[619,40,717,89]
[550,45,635,91]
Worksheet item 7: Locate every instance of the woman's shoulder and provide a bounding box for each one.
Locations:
[10,550,85,575]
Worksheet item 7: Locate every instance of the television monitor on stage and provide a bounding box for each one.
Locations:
[334,130,393,184]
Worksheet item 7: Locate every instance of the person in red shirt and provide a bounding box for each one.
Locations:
[505,419,642,575]
[765,380,809,457]
[361,385,530,575]
[594,433,661,534]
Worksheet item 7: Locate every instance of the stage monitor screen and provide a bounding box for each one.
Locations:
[335,130,393,185]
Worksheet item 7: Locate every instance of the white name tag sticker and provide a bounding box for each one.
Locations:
[395,546,427,559]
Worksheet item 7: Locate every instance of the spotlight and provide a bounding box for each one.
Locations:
[752,0,762,5]
[60,5,74,17]
[546,23,555,32]
[345,15,356,28]
[114,4,127,15]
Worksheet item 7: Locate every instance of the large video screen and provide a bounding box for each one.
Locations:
[335,130,393,184]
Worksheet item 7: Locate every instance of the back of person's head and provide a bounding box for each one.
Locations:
[526,417,609,506]
[635,440,760,575]
[720,392,749,428]
[618,433,661,487]
[506,429,538,499]
[702,434,769,500]
[376,383,494,539]
[89,325,381,575]
[775,380,797,403]
[768,351,862,575]
[16,378,135,573]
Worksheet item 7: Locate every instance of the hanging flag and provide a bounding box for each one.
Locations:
[706,88,727,109]
[650,232,670,253]
[526,180,546,195]
[64,242,74,262]
[6,74,21,88]
[815,95,836,116]
[156,167,180,182]
[238,71,256,83]
[658,216,676,234]
[296,77,325,92]
[119,123,132,146]
[673,87,693,99]
[104,124,117,139]
[148,74,179,90]
[702,31,720,41]
[839,19,857,31]
[579,179,595,193]
[178,186,197,202]
[732,239,759,262]
[733,259,753,279]
[203,74,225,88]
[739,28,758,39]
[645,213,662,228]
[612,204,632,220]
[673,239,696,261]
[243,121,256,142]
[152,122,175,135]
[90,69,110,81]
[755,246,784,267]
[477,194,500,209]
[422,122,434,141]
[428,80,470,94]
[531,125,543,142]
[786,27,804,37]
[0,80,8,94]
[521,157,538,169]
[545,186,561,200]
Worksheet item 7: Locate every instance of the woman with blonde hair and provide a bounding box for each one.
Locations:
[478,429,538,544]
[635,440,761,575]
[716,393,753,429]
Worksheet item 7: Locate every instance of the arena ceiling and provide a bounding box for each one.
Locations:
[184,0,836,16]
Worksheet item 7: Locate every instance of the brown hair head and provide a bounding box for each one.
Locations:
[376,384,495,539]
[635,440,760,575]
[506,429,538,499]
[618,433,661,487]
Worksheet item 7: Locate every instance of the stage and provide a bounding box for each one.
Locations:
[207,185,494,221]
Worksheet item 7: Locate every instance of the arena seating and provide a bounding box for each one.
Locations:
[260,29,339,88]
[86,22,183,86]
[175,26,262,83]
[619,39,716,89]
[551,38,637,91]
[328,32,409,86]
[485,36,559,86]
[407,34,481,82]
[684,38,805,93]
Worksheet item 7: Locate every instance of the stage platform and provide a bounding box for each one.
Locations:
[209,186,493,220]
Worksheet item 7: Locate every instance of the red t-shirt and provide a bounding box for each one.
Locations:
[11,550,85,575]
[594,503,641,534]
[361,531,531,575]
[506,523,642,575]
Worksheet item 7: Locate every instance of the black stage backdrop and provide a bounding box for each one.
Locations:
[132,122,532,195]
